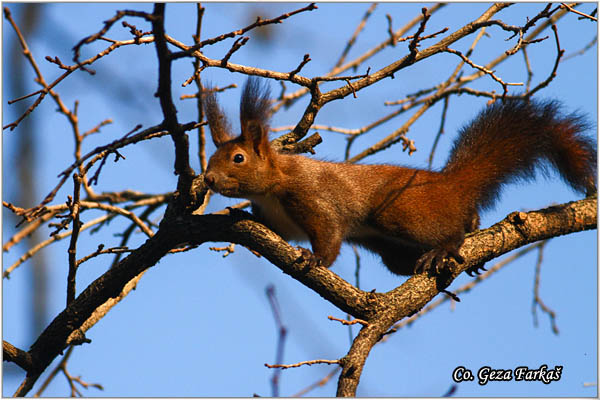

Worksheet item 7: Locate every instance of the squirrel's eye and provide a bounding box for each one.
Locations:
[233,153,244,163]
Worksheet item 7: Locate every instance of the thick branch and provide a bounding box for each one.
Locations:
[335,196,597,396]
[12,196,595,396]
[3,341,34,372]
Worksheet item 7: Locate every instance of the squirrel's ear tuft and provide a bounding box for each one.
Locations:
[240,77,271,132]
[240,77,272,155]
[202,84,233,147]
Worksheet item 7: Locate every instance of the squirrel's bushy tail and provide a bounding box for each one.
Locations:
[443,99,597,211]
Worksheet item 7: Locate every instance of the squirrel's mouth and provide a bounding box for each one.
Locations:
[209,182,240,198]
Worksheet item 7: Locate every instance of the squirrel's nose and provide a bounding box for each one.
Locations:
[204,173,215,188]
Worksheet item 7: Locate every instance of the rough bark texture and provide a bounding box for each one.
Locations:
[15,196,596,396]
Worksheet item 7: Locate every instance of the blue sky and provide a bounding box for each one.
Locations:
[2,2,597,397]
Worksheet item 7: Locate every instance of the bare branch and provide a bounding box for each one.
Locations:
[171,3,318,57]
[532,241,559,334]
[335,3,378,66]
[66,174,83,305]
[220,36,249,66]
[266,359,340,370]
[3,341,34,372]
[14,196,595,395]
[560,2,598,21]
[328,315,368,326]
[288,54,311,77]
[72,9,155,70]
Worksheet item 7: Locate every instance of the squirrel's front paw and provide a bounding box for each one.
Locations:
[295,246,323,268]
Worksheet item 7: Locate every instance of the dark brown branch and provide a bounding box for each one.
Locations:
[336,197,597,396]
[386,14,396,47]
[122,20,152,43]
[273,3,512,149]
[110,205,160,269]
[152,4,196,208]
[278,132,323,155]
[3,341,34,372]
[14,196,596,396]
[313,68,370,83]
[193,4,208,174]
[220,36,249,66]
[408,7,431,56]
[87,126,135,186]
[526,24,564,98]
[444,47,523,97]
[337,320,388,396]
[76,245,131,267]
[382,242,545,340]
[66,174,83,305]
[427,95,449,169]
[288,54,311,77]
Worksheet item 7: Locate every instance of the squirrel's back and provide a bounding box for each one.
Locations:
[204,78,596,275]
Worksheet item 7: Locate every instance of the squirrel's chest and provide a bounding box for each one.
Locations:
[248,195,309,242]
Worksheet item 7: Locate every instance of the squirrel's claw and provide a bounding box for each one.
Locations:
[415,247,464,275]
[466,262,487,276]
[295,246,323,268]
[414,248,446,275]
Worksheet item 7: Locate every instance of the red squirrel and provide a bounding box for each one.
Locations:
[203,78,597,276]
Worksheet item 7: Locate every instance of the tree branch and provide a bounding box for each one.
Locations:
[151,4,195,194]
[10,196,595,396]
[3,341,34,372]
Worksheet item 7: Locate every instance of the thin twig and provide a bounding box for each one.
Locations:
[171,3,318,58]
[266,359,340,370]
[72,9,155,70]
[328,315,368,326]
[266,285,288,397]
[66,174,83,305]
[526,24,564,98]
[292,367,340,397]
[335,3,378,67]
[220,36,249,66]
[288,54,311,77]
[560,2,598,21]
[532,241,559,334]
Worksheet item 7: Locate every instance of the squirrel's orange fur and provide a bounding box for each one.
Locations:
[204,78,596,275]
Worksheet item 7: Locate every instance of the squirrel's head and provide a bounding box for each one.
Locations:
[204,77,276,198]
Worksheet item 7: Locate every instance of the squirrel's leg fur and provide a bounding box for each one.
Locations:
[279,196,345,268]
[365,173,480,274]
[349,236,424,275]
